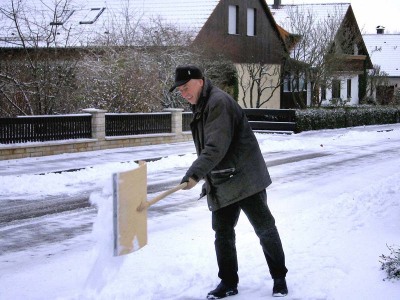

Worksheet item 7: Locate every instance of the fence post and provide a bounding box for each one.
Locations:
[82,108,107,140]
[164,108,184,134]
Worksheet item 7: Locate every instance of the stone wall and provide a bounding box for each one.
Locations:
[0,109,192,161]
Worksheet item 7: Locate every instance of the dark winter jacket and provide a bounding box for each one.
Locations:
[184,79,272,211]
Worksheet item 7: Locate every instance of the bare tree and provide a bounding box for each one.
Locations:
[83,7,237,111]
[282,5,362,108]
[137,17,200,109]
[81,8,200,112]
[366,65,389,96]
[236,63,281,108]
[0,0,83,116]
[77,48,162,112]
[0,0,238,115]
[363,64,392,105]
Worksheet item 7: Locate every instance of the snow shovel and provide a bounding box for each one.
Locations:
[112,161,187,256]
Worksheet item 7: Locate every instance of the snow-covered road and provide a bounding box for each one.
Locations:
[0,148,327,255]
[0,124,399,299]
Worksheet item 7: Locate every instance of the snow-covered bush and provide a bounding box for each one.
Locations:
[394,89,400,105]
[295,106,400,132]
[380,244,400,281]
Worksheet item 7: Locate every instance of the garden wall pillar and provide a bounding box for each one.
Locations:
[164,108,184,134]
[82,108,107,140]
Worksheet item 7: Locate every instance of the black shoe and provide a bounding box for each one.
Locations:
[272,278,288,297]
[207,282,238,299]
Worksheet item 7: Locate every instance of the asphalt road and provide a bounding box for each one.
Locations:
[0,151,329,255]
[1,128,398,255]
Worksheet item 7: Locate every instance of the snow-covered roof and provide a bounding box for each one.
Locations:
[269,3,350,35]
[363,33,400,77]
[0,0,220,48]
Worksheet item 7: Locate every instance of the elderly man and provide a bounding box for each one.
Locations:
[170,65,288,299]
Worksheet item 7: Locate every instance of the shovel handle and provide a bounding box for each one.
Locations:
[137,182,188,211]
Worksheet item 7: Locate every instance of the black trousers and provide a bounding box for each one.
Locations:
[211,189,288,287]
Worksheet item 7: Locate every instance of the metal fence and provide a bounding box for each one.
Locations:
[243,108,297,132]
[0,109,296,145]
[0,115,92,144]
[182,109,296,133]
[105,113,171,136]
[182,112,193,131]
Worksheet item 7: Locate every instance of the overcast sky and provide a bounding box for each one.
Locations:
[287,0,400,34]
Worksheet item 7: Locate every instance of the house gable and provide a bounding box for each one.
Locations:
[333,5,373,71]
[194,0,286,64]
[269,3,374,107]
[269,3,372,71]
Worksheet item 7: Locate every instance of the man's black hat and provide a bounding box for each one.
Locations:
[169,65,203,92]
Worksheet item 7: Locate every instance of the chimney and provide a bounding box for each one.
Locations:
[376,26,385,34]
[273,0,282,8]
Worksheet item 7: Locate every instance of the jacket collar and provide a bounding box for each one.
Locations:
[192,78,212,113]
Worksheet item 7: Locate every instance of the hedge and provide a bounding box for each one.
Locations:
[295,106,400,132]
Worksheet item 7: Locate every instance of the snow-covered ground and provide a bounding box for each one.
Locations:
[0,124,399,300]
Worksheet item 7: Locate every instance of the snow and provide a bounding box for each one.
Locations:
[1,124,400,299]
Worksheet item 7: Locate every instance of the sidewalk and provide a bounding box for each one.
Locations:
[3,123,398,177]
[0,141,196,176]
[0,141,196,224]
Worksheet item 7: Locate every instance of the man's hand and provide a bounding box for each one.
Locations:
[181,176,198,190]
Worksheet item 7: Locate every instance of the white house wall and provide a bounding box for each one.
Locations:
[310,73,360,106]
[349,76,359,105]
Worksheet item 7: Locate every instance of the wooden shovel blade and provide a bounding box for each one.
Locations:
[112,162,148,256]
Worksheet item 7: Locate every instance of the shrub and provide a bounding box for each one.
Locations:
[295,106,400,132]
[380,244,400,281]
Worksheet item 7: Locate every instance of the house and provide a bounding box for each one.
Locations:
[0,0,288,110]
[363,27,400,104]
[269,0,372,108]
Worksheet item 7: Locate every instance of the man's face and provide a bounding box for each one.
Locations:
[177,79,204,105]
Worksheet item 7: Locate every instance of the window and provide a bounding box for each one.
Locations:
[283,74,291,92]
[332,80,341,99]
[321,85,327,100]
[228,5,239,34]
[79,7,105,25]
[347,79,352,98]
[247,8,256,36]
[284,73,306,92]
[298,76,306,91]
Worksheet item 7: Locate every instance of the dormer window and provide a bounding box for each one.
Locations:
[79,7,105,25]
[247,8,256,36]
[228,5,239,35]
[50,10,74,26]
